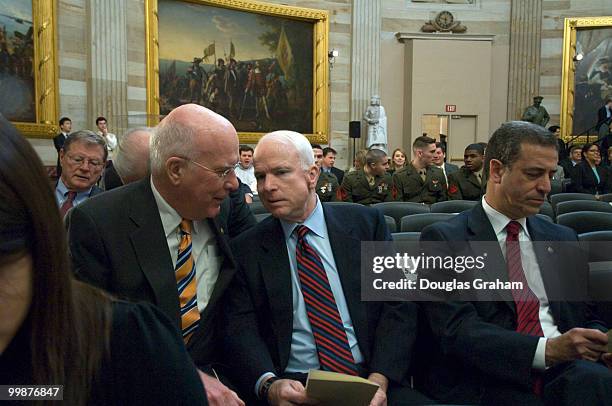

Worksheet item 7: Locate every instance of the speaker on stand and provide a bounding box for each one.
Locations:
[349,121,361,165]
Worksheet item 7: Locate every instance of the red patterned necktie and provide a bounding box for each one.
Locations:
[60,191,77,218]
[295,225,359,376]
[505,220,544,394]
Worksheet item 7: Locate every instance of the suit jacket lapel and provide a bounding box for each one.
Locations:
[323,206,369,358]
[128,179,180,326]
[260,218,294,369]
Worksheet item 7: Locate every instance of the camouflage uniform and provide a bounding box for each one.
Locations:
[316,171,339,202]
[392,163,447,204]
[338,169,393,205]
[447,167,486,201]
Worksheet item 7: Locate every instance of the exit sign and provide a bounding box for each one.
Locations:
[445,105,456,113]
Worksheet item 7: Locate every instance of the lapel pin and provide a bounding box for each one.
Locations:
[220,227,224,234]
[547,246,554,254]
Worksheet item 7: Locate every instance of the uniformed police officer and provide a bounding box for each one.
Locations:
[447,143,486,201]
[338,148,393,205]
[392,135,447,204]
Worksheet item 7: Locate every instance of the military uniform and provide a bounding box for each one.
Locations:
[316,171,339,202]
[447,167,486,201]
[338,169,393,205]
[392,163,447,204]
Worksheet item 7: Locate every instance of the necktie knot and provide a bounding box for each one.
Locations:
[506,221,521,239]
[179,219,192,235]
[295,224,310,240]
[65,191,76,201]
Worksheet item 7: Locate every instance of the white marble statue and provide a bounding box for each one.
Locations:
[364,95,388,154]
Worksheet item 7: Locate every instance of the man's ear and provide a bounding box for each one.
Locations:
[488,159,506,184]
[307,164,320,189]
[166,157,186,186]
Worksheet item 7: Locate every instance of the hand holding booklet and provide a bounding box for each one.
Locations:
[305,370,379,406]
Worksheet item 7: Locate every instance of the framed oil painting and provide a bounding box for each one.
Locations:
[561,16,612,142]
[0,0,58,138]
[145,0,329,143]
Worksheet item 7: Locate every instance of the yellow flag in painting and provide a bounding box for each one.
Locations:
[203,43,215,60]
[229,41,236,59]
[276,25,293,79]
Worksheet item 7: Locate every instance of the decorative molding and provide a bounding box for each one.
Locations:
[396,32,494,42]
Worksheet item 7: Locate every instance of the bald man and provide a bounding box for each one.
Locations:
[69,104,244,405]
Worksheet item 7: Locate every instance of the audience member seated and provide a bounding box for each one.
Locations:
[104,127,153,190]
[388,147,406,175]
[312,144,339,202]
[350,148,368,173]
[338,148,393,205]
[447,143,486,201]
[548,125,568,163]
[235,145,257,195]
[419,121,611,405]
[392,136,447,204]
[572,143,609,197]
[69,104,245,406]
[52,116,72,178]
[55,130,106,219]
[0,114,207,405]
[432,141,458,185]
[225,130,428,405]
[560,144,582,180]
[321,146,345,184]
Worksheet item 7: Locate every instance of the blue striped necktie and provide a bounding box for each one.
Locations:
[175,219,200,342]
[294,225,358,376]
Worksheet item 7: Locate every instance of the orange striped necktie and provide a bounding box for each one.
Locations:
[175,219,200,342]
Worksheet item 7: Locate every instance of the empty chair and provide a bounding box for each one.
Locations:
[254,213,271,222]
[249,200,268,215]
[556,200,612,216]
[549,179,563,196]
[373,202,430,230]
[384,215,397,233]
[599,193,612,203]
[391,232,421,241]
[535,213,553,223]
[539,201,554,219]
[578,230,612,242]
[556,211,612,235]
[324,201,363,208]
[550,192,596,209]
[430,200,478,214]
[400,213,456,232]
[578,231,612,326]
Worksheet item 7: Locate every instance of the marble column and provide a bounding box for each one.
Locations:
[350,0,381,152]
[87,0,128,131]
[507,0,543,121]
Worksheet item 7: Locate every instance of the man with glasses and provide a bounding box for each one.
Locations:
[55,130,106,218]
[69,104,245,406]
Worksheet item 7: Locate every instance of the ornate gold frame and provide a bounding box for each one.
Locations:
[560,16,612,142]
[10,0,59,138]
[145,0,329,144]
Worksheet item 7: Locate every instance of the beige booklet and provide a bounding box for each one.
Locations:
[305,370,379,406]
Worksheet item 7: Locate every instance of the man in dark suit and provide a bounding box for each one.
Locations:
[55,130,105,218]
[225,130,426,405]
[597,98,612,133]
[432,141,459,185]
[52,116,72,177]
[68,104,245,406]
[419,121,611,405]
[321,146,345,184]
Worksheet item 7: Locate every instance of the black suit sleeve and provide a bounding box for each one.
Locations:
[227,186,257,238]
[368,209,418,384]
[419,225,540,387]
[68,205,113,291]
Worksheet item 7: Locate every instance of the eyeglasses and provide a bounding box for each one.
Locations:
[66,154,104,168]
[185,158,239,179]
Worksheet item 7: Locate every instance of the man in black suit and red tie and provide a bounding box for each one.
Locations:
[419,121,611,405]
[224,130,427,405]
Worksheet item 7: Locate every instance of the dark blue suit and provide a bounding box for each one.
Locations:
[418,204,610,405]
[224,203,426,404]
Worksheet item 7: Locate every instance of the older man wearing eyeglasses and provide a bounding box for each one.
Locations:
[55,130,106,217]
[68,104,246,406]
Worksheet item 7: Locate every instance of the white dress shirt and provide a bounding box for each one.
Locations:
[482,196,561,370]
[235,164,257,195]
[151,178,221,312]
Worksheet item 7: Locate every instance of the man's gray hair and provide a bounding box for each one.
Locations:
[256,130,314,170]
[150,120,197,175]
[114,127,153,181]
[63,130,108,161]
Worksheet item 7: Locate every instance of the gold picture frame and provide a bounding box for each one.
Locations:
[560,16,612,143]
[145,0,329,144]
[1,0,59,138]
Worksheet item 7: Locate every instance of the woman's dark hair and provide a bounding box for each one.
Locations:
[0,114,111,404]
[581,143,600,163]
